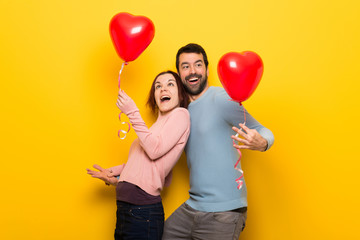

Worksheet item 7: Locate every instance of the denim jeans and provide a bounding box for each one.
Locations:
[162,203,247,240]
[115,201,164,240]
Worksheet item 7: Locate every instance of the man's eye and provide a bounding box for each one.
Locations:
[182,65,189,69]
[196,63,202,67]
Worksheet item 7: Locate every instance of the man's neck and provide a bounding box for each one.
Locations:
[189,85,210,102]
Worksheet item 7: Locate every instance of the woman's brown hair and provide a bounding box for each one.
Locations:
[147,70,189,113]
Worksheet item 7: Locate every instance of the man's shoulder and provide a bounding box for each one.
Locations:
[208,86,230,101]
[209,86,225,93]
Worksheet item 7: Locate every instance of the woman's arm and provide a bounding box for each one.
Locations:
[136,108,190,159]
[116,90,190,160]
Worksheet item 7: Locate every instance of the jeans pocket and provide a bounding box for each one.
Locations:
[212,211,240,224]
[130,208,150,222]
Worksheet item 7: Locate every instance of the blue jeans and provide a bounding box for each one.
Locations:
[115,201,164,240]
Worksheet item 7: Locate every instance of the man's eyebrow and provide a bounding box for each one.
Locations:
[181,60,203,66]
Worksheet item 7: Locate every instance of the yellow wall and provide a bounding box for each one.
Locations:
[1,0,359,239]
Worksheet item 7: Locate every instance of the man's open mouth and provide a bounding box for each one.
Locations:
[186,74,202,85]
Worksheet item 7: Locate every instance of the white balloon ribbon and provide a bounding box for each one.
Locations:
[118,112,131,140]
[232,101,247,190]
[233,133,244,190]
[117,61,131,139]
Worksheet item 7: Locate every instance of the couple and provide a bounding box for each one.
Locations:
[87,43,275,240]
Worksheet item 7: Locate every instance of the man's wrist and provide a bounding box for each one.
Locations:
[261,140,268,152]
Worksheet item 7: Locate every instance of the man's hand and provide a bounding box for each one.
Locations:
[231,123,268,152]
[86,164,118,186]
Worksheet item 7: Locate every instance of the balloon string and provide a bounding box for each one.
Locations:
[117,62,131,139]
[118,62,128,89]
[233,103,246,190]
[118,111,131,139]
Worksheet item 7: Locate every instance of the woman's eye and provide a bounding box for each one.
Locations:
[155,85,161,89]
[168,82,174,86]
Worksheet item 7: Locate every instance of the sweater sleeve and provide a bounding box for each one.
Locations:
[128,108,190,160]
[215,89,274,150]
[108,164,125,176]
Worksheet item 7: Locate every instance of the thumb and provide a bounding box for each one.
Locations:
[108,173,116,178]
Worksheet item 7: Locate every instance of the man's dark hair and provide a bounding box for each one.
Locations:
[176,43,209,72]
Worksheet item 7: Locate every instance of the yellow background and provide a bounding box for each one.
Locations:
[1,0,359,239]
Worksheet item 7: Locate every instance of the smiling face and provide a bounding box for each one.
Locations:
[178,52,209,100]
[154,73,180,115]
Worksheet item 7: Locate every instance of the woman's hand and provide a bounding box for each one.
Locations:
[231,123,268,152]
[116,89,137,115]
[86,164,118,186]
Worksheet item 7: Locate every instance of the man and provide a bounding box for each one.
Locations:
[162,43,274,240]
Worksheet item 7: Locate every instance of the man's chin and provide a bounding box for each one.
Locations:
[185,86,203,96]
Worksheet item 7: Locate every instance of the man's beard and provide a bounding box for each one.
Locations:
[183,74,208,96]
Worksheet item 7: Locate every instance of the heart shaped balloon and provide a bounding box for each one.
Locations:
[109,12,155,62]
[217,51,264,103]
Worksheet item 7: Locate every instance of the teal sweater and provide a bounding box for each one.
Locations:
[185,87,274,212]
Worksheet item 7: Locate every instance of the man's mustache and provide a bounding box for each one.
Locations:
[185,74,202,81]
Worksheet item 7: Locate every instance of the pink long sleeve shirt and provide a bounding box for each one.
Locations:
[109,106,190,196]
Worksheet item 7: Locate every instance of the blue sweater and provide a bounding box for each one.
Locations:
[185,87,274,212]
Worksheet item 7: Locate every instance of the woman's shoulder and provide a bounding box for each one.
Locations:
[164,108,190,125]
[169,107,190,119]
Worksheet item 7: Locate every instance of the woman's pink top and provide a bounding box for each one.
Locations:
[109,104,190,196]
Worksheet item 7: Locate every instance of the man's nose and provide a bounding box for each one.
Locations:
[189,65,196,74]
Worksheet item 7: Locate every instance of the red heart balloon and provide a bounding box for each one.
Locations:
[217,51,264,103]
[109,12,155,62]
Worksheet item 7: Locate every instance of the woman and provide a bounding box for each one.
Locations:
[87,70,190,240]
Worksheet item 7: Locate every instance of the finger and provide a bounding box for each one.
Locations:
[233,143,250,150]
[87,172,97,177]
[231,134,244,141]
[120,90,129,98]
[118,89,129,100]
[239,123,250,134]
[117,94,125,104]
[118,89,125,96]
[232,137,250,147]
[93,164,105,171]
[232,126,247,138]
[116,101,122,109]
[118,90,126,100]
[87,168,97,174]
[238,124,252,140]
